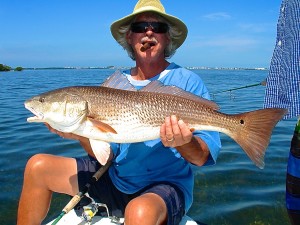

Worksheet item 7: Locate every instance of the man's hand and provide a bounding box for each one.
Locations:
[160,115,193,147]
[160,115,209,166]
[44,123,97,157]
[45,123,83,141]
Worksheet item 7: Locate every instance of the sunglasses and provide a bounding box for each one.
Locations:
[131,22,169,33]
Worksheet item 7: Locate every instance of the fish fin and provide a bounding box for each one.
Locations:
[87,117,118,134]
[141,80,219,110]
[100,70,137,91]
[89,140,111,165]
[229,108,287,169]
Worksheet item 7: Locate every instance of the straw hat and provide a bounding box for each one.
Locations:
[110,0,188,50]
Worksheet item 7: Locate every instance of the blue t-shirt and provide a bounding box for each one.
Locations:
[108,62,221,212]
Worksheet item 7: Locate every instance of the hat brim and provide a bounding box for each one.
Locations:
[110,7,188,50]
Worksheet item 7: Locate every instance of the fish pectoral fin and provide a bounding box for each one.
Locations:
[87,117,118,134]
[89,139,112,165]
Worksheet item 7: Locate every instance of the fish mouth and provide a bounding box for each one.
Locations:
[24,104,44,122]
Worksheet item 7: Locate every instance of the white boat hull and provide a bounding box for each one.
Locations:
[45,208,198,225]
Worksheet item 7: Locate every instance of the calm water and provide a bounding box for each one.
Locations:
[0,68,295,225]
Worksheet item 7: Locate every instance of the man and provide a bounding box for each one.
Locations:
[263,0,300,224]
[17,0,221,224]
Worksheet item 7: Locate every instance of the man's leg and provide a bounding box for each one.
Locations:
[125,193,167,225]
[17,154,78,225]
[124,183,185,225]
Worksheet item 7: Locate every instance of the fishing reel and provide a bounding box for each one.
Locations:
[81,194,124,225]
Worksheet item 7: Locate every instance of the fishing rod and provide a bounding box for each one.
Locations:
[50,160,112,225]
[213,80,266,95]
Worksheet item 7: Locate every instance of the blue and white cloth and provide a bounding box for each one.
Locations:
[263,0,300,119]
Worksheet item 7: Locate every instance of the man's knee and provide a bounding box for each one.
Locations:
[24,154,50,178]
[125,194,167,223]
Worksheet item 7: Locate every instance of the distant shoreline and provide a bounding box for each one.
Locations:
[16,66,269,71]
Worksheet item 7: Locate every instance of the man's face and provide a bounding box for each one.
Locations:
[126,13,170,61]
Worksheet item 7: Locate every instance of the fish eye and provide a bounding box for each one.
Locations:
[39,97,45,103]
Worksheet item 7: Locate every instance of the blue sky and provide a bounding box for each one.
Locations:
[0,0,282,68]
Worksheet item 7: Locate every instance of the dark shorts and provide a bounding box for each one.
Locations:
[76,156,185,225]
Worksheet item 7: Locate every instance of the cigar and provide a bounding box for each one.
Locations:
[140,43,151,52]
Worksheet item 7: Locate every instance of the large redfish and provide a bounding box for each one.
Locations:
[24,75,286,168]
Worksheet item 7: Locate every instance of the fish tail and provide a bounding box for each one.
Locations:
[230,108,287,169]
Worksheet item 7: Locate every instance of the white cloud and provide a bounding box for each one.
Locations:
[202,12,231,21]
